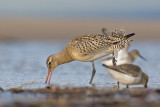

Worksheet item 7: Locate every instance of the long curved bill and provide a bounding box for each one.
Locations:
[45,70,53,84]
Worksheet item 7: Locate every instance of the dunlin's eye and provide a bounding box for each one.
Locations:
[48,62,51,65]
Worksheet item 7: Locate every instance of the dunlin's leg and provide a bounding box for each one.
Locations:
[117,81,119,89]
[89,62,96,84]
[126,85,129,88]
[144,84,147,88]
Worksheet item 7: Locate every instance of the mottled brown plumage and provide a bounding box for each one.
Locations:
[103,64,149,88]
[67,35,122,53]
[66,34,132,62]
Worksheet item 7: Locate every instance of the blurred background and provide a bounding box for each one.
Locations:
[0,0,160,41]
[0,0,160,89]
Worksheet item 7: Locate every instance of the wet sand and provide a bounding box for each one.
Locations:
[1,86,160,107]
[0,19,159,41]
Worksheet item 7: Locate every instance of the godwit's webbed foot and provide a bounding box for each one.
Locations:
[89,62,96,84]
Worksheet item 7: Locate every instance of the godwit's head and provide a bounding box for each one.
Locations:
[46,55,58,71]
[45,54,58,84]
[130,50,146,61]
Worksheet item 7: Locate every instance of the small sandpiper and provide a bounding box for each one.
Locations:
[101,28,146,66]
[102,64,148,88]
[101,43,146,66]
[45,29,135,84]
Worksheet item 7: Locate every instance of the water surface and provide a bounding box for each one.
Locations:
[0,41,160,89]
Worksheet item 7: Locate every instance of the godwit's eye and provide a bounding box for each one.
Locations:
[48,62,51,65]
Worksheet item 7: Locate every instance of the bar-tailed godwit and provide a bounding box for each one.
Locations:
[102,64,148,88]
[45,31,135,84]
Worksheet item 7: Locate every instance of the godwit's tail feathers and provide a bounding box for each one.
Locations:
[124,33,135,39]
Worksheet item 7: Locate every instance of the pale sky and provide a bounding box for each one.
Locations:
[0,0,159,19]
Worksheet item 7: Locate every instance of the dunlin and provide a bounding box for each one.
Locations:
[102,64,148,88]
[101,43,146,66]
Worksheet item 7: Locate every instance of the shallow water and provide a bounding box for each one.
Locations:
[0,41,160,90]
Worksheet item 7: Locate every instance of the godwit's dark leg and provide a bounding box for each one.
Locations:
[117,81,119,89]
[112,53,117,66]
[89,62,96,84]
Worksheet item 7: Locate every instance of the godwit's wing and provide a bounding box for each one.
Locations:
[66,34,131,61]
[67,34,128,54]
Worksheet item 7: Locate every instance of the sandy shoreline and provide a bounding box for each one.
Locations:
[1,86,160,107]
[0,19,159,41]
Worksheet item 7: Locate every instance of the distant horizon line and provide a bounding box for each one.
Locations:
[0,15,159,21]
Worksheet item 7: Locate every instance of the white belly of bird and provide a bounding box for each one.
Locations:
[108,69,142,85]
[116,58,132,65]
[101,57,133,66]
[101,57,132,66]
[86,51,110,62]
[101,58,113,66]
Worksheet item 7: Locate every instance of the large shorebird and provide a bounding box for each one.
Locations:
[103,64,148,88]
[101,28,146,66]
[45,31,135,84]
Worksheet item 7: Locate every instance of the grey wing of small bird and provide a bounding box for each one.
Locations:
[102,64,141,77]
